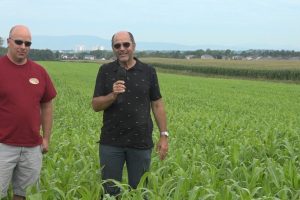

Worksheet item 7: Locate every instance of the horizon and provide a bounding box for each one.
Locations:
[30,35,300,52]
[1,0,299,51]
[1,34,299,52]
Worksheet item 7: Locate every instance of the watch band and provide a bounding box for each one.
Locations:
[160,131,169,137]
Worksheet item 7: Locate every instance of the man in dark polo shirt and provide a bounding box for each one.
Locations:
[92,31,169,196]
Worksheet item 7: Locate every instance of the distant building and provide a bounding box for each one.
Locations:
[75,45,86,52]
[232,56,242,60]
[201,54,214,59]
[244,56,254,61]
[61,54,78,60]
[185,55,195,59]
[92,45,105,51]
[84,55,95,60]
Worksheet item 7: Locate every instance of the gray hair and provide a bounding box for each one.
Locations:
[111,31,135,47]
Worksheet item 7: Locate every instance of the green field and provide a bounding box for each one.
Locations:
[140,57,300,70]
[17,61,300,199]
[139,58,300,81]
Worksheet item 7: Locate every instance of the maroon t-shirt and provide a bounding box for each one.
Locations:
[0,55,57,146]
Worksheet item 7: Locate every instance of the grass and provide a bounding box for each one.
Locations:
[16,60,300,199]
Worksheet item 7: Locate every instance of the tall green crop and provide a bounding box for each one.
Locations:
[17,61,300,200]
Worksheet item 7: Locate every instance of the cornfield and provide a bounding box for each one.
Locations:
[6,60,299,200]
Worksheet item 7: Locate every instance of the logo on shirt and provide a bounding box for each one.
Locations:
[29,78,39,85]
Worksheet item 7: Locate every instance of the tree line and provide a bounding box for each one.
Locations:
[1,36,300,61]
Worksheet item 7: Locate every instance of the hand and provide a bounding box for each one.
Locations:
[112,80,126,95]
[41,138,50,154]
[156,136,168,160]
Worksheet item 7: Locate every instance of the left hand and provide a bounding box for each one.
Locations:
[156,136,168,160]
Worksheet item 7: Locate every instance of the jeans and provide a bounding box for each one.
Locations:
[99,144,152,196]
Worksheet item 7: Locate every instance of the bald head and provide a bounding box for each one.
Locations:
[9,25,32,40]
[111,31,135,47]
[7,25,32,65]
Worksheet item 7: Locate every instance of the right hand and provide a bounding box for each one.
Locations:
[112,80,126,95]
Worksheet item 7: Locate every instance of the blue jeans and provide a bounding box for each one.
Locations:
[99,145,152,196]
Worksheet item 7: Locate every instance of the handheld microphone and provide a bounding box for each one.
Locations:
[116,67,126,104]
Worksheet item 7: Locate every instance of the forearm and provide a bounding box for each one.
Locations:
[41,101,54,141]
[154,109,167,132]
[152,99,168,132]
[152,99,169,160]
[92,92,117,112]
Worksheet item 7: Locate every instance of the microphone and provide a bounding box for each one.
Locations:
[116,67,126,104]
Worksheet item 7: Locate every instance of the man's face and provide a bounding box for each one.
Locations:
[112,32,135,63]
[7,27,31,64]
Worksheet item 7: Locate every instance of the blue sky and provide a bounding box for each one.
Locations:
[1,0,299,50]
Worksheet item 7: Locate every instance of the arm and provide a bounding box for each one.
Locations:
[151,98,169,160]
[92,92,117,112]
[41,100,54,153]
[92,80,125,112]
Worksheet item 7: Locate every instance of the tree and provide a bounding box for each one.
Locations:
[29,49,55,60]
[0,36,4,47]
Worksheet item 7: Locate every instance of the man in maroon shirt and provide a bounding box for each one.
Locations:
[0,25,56,200]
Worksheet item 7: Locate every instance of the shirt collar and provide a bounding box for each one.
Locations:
[112,57,143,72]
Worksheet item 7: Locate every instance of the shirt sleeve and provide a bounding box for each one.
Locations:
[93,65,106,97]
[40,70,57,103]
[149,66,162,101]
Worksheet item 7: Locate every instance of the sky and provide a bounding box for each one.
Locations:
[1,0,300,50]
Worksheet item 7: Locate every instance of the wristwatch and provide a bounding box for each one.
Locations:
[160,131,169,137]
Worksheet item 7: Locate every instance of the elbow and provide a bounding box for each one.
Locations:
[92,105,98,112]
[91,99,100,112]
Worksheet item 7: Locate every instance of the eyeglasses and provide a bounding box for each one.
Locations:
[9,38,32,47]
[113,42,131,49]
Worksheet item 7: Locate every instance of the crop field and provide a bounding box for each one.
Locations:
[13,61,300,199]
[139,58,300,81]
[140,58,300,70]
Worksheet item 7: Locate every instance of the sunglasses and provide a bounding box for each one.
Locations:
[10,38,32,47]
[113,42,131,49]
